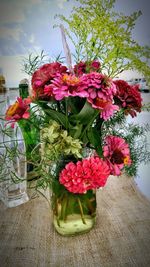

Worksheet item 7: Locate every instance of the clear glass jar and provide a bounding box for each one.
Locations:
[51,186,96,236]
[0,122,29,207]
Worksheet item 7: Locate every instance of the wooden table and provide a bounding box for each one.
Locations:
[0,175,150,267]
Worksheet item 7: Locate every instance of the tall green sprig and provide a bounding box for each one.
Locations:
[56,0,150,82]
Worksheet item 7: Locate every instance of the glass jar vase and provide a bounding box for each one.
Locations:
[51,184,96,236]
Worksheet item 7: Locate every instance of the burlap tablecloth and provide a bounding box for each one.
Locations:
[0,175,150,267]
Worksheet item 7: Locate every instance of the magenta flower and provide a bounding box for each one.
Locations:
[31,62,67,99]
[50,73,89,100]
[59,157,110,194]
[80,72,117,101]
[77,72,118,120]
[103,135,132,176]
[88,98,119,120]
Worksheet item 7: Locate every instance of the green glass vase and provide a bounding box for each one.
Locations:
[19,84,29,99]
[18,120,40,177]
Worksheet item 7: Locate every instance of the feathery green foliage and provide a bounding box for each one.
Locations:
[56,0,150,81]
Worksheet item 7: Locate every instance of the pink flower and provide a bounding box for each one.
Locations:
[103,135,132,176]
[50,73,89,100]
[88,98,119,120]
[114,80,143,117]
[31,62,67,99]
[78,72,116,105]
[59,157,110,194]
[77,72,118,120]
[43,84,55,97]
[5,97,31,126]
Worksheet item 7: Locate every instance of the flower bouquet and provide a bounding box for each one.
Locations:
[2,2,150,234]
[4,49,146,235]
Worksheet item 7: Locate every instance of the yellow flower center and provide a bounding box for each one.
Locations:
[6,102,19,116]
[62,74,79,85]
[124,156,129,165]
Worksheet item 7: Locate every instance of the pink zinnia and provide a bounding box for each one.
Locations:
[80,72,117,101]
[50,73,89,100]
[59,157,110,194]
[77,72,118,120]
[114,80,143,117]
[88,98,119,120]
[103,135,132,176]
[31,62,67,99]
[5,97,31,127]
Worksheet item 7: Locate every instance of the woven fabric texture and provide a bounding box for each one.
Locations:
[0,175,150,267]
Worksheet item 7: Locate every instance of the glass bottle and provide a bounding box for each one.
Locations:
[0,122,29,207]
[19,79,29,99]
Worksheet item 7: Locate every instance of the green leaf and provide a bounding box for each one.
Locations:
[70,101,98,125]
[69,123,83,138]
[87,127,103,157]
[68,97,85,114]
[87,127,101,147]
[44,108,70,129]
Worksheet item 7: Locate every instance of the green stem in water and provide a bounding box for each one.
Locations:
[56,198,60,227]
[86,198,95,215]
[77,197,86,224]
[60,195,68,221]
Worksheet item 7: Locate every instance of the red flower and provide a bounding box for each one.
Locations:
[59,157,110,194]
[5,97,31,126]
[74,60,101,76]
[31,62,67,99]
[103,135,132,176]
[90,60,101,71]
[114,80,143,117]
[74,61,87,76]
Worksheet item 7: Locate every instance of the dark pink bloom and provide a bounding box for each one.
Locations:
[81,72,117,101]
[43,84,55,97]
[31,62,67,99]
[114,80,143,117]
[59,156,110,194]
[90,60,101,70]
[74,61,87,76]
[50,73,89,100]
[103,135,132,176]
[74,60,101,76]
[88,98,119,120]
[5,97,31,126]
[78,72,118,120]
